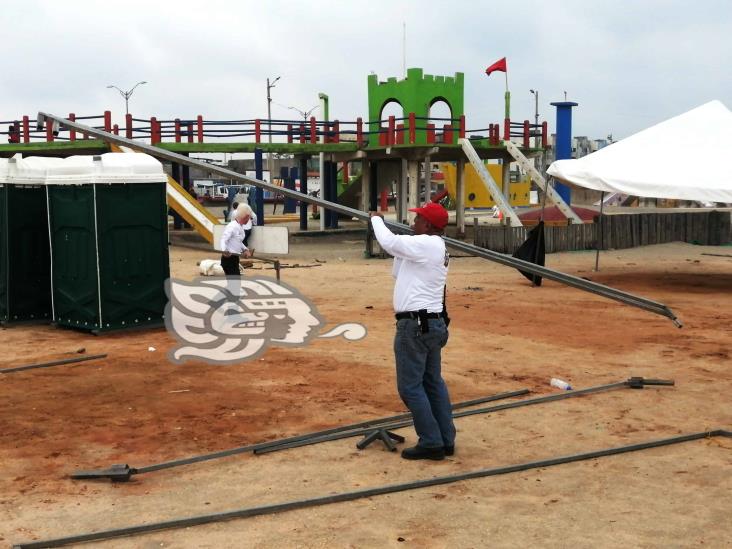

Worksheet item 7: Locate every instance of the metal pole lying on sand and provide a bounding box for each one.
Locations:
[71,389,530,481]
[16,429,731,548]
[0,354,108,374]
[254,377,675,455]
[37,112,681,326]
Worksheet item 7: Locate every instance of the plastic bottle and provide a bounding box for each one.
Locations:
[550,378,572,390]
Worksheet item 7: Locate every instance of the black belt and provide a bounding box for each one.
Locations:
[395,309,446,333]
[395,311,446,320]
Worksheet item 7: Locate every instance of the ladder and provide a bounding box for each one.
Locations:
[459,138,522,226]
[503,140,583,224]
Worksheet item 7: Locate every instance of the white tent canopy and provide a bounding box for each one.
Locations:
[547,100,732,203]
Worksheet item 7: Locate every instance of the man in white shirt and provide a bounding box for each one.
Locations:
[370,202,455,461]
[220,204,253,276]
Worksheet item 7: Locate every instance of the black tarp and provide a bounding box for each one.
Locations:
[512,221,545,286]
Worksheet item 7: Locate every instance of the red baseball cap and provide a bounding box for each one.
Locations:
[409,202,449,229]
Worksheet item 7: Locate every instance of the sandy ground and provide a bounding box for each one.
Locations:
[1,236,731,548]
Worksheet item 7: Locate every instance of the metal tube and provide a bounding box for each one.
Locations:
[254,378,674,455]
[0,354,107,374]
[37,112,680,325]
[122,389,529,475]
[18,430,730,549]
[595,191,605,271]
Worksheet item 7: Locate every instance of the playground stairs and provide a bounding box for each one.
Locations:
[502,140,583,224]
[459,138,522,226]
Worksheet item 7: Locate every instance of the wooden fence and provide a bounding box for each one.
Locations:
[474,211,732,254]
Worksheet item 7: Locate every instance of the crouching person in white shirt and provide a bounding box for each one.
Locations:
[369,202,455,461]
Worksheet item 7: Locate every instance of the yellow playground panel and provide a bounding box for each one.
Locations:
[441,163,530,208]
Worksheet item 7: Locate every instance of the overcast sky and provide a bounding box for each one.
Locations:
[2,0,731,141]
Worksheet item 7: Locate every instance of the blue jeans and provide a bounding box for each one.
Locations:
[394,318,456,449]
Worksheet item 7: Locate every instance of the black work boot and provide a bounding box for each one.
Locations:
[444,445,455,456]
[401,445,445,461]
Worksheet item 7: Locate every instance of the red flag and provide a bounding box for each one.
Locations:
[485,57,507,76]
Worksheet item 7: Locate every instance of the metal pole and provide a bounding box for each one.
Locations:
[534,90,539,148]
[266,79,272,183]
[19,430,730,548]
[0,354,107,374]
[72,389,528,480]
[38,112,681,325]
[256,377,675,455]
[595,191,605,271]
[266,76,280,186]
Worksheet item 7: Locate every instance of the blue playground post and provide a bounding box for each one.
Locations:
[284,167,297,214]
[254,148,265,224]
[369,161,378,211]
[323,160,333,228]
[299,158,309,230]
[170,162,183,229]
[549,101,578,205]
[325,161,338,229]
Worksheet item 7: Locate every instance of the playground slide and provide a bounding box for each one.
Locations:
[441,163,530,209]
[111,144,220,243]
[166,175,219,243]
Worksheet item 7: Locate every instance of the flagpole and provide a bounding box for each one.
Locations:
[504,70,510,119]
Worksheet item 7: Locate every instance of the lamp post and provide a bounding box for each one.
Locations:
[107,81,147,115]
[318,93,329,230]
[288,105,318,121]
[266,76,281,182]
[529,89,539,148]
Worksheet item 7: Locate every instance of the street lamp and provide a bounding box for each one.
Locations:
[529,89,539,148]
[266,76,281,181]
[107,81,147,115]
[288,104,319,121]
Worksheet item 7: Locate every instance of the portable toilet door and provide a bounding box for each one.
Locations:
[46,153,170,332]
[0,155,55,323]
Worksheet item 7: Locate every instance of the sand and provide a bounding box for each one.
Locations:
[1,236,730,548]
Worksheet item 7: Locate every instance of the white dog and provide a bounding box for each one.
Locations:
[198,259,225,276]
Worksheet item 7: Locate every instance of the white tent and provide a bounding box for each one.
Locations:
[547,100,732,203]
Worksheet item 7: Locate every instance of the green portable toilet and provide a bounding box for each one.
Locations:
[45,153,170,332]
[0,155,54,323]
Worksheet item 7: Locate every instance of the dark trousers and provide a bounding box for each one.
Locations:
[394,318,455,448]
[220,254,240,276]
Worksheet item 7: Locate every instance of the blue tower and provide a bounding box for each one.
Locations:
[550,101,578,205]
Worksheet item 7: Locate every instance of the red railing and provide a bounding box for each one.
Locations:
[0,110,548,149]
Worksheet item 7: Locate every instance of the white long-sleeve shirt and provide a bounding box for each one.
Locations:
[370,216,448,313]
[220,219,248,255]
